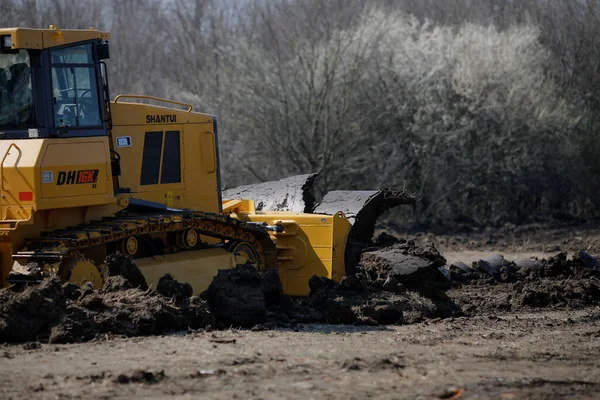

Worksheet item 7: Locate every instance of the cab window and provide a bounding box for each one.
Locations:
[51,44,101,128]
[0,50,33,130]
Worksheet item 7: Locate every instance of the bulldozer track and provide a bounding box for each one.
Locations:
[12,210,277,279]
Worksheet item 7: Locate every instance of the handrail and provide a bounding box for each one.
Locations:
[1,142,22,192]
[113,94,193,112]
[0,208,34,231]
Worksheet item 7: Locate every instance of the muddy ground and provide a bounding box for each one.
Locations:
[1,224,600,399]
[1,309,599,399]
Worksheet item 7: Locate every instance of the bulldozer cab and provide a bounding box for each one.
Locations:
[0,28,111,140]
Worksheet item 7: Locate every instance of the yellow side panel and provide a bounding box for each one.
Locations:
[40,141,109,198]
[134,248,237,295]
[111,123,185,193]
[0,140,42,220]
[111,102,220,213]
[201,132,216,173]
[235,211,352,296]
[183,125,220,212]
[0,138,114,219]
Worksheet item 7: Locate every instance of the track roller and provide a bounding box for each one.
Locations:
[227,241,259,266]
[121,236,139,256]
[176,229,199,249]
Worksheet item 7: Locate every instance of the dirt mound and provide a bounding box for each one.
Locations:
[297,239,460,325]
[448,251,600,314]
[0,277,65,343]
[261,269,284,307]
[357,240,460,318]
[0,255,215,344]
[0,238,462,342]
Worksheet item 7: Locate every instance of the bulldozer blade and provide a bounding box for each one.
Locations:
[223,174,416,283]
[222,173,318,213]
[313,189,416,245]
[224,173,415,245]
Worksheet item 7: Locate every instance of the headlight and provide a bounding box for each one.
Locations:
[1,35,11,49]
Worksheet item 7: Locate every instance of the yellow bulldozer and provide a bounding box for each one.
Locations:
[0,26,412,296]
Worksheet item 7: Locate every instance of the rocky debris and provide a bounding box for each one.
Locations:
[61,282,81,300]
[361,249,433,281]
[49,305,99,344]
[513,258,539,271]
[182,297,215,330]
[0,236,464,342]
[574,250,600,270]
[22,341,41,350]
[4,231,599,345]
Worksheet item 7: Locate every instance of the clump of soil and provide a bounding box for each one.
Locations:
[448,251,600,314]
[205,264,265,328]
[104,252,148,290]
[156,274,193,305]
[116,370,165,385]
[0,277,65,343]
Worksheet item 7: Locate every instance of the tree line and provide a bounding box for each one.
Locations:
[2,0,599,228]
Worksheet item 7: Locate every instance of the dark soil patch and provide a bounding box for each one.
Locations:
[104,252,148,290]
[307,276,405,325]
[204,264,267,328]
[0,277,65,342]
[156,274,193,305]
[116,370,165,385]
[448,252,600,314]
[0,254,215,344]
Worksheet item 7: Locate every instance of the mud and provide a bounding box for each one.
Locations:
[222,173,318,212]
[0,277,65,343]
[307,276,405,325]
[204,264,267,327]
[116,370,165,385]
[2,233,600,345]
[0,254,215,344]
[2,225,600,399]
[104,252,148,290]
[156,273,193,305]
[314,189,415,245]
[447,251,600,315]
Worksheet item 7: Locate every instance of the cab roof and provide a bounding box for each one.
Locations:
[0,26,110,50]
